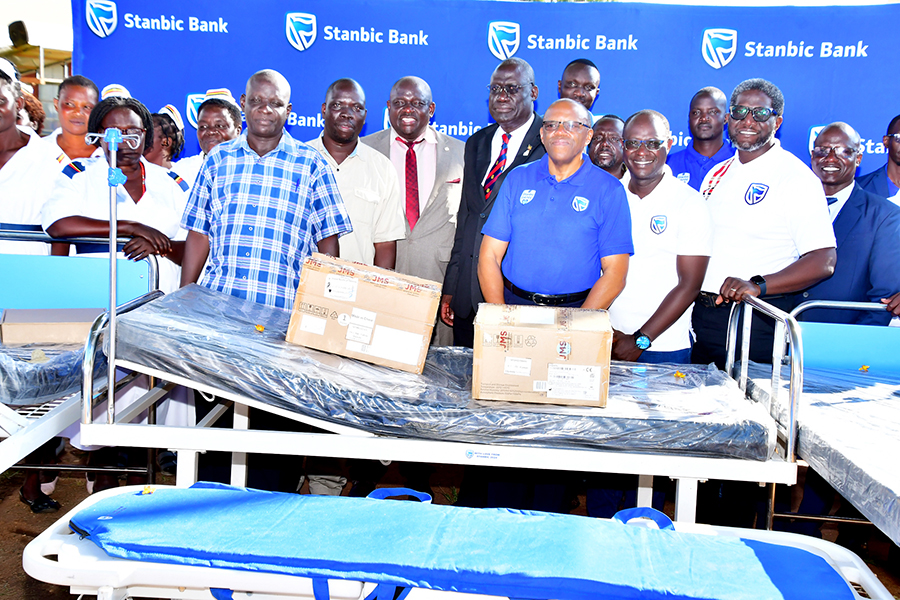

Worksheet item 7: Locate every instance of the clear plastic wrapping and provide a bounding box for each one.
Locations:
[1,343,104,406]
[748,363,900,545]
[112,285,775,460]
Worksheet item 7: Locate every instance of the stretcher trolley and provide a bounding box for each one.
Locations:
[23,483,892,600]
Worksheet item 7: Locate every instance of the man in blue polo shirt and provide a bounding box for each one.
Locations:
[480,98,632,309]
[666,87,734,191]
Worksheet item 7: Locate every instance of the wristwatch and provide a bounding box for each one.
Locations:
[750,275,767,297]
[634,329,652,351]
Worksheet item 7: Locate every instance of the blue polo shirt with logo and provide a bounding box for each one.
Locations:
[666,142,735,191]
[482,154,633,295]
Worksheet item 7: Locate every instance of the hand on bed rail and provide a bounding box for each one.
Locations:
[882,292,900,317]
[716,276,761,305]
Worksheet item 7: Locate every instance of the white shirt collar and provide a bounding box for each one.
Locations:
[827,181,855,223]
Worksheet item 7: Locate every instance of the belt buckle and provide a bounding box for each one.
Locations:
[532,293,553,306]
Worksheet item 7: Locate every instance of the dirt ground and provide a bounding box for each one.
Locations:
[2,451,899,599]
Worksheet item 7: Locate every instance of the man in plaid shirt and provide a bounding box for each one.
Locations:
[181,69,352,309]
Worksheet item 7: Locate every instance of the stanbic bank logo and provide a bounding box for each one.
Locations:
[286,12,317,52]
[702,28,738,69]
[488,22,520,60]
[186,94,207,129]
[86,0,118,38]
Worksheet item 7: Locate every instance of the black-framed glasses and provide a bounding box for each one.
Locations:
[812,146,858,160]
[390,99,429,110]
[623,138,667,151]
[542,120,591,133]
[328,101,365,114]
[887,133,900,143]
[729,105,778,122]
[488,83,532,97]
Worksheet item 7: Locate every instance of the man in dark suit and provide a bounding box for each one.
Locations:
[857,113,900,202]
[441,57,545,347]
[797,122,900,325]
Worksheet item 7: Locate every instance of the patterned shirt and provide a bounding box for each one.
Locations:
[181,129,352,309]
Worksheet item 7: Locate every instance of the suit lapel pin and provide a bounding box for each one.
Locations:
[523,145,532,157]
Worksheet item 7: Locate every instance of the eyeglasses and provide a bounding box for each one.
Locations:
[328,101,365,114]
[542,120,591,133]
[729,105,778,122]
[390,99,429,110]
[592,132,622,145]
[811,146,858,160]
[562,81,597,93]
[488,83,532,97]
[623,139,667,151]
[887,133,900,143]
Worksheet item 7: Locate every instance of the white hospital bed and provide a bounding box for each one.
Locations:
[76,287,803,524]
[0,226,159,475]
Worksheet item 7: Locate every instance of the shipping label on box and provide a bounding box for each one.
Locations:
[472,303,612,407]
[285,254,441,374]
[0,308,104,346]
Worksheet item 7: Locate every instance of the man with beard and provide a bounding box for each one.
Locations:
[588,115,626,182]
[691,78,836,371]
[309,78,404,268]
[666,87,733,191]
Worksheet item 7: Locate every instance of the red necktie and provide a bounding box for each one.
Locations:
[484,133,510,200]
[399,137,423,229]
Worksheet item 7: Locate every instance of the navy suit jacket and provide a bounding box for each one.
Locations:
[443,114,545,317]
[796,185,900,325]
[857,165,891,198]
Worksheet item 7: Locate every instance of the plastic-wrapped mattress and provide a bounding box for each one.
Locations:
[113,285,775,461]
[0,343,104,407]
[747,363,900,545]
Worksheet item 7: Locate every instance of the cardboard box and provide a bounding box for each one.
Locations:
[473,303,612,407]
[0,308,104,346]
[286,254,441,374]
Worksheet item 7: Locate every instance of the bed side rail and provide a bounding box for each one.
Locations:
[724,296,802,461]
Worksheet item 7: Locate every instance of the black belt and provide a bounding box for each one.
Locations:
[696,290,784,308]
[503,277,590,306]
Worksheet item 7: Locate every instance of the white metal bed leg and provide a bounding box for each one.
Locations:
[231,403,249,486]
[636,474,653,507]
[175,449,199,487]
[675,478,699,523]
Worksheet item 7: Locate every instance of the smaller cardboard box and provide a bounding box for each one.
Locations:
[473,303,612,407]
[286,254,441,374]
[0,308,104,346]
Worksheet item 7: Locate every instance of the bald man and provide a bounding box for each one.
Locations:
[362,76,464,345]
[181,69,352,309]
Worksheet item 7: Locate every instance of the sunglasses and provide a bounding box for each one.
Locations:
[729,105,778,122]
[811,146,858,160]
[623,139,667,151]
[541,120,591,133]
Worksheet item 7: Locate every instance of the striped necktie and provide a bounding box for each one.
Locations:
[399,137,423,229]
[484,133,510,200]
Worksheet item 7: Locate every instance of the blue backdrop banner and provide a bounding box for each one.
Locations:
[73,0,898,170]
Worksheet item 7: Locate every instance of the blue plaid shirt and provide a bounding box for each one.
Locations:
[182,129,352,309]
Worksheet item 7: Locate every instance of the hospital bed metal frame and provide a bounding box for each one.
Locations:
[78,293,804,525]
[0,227,160,476]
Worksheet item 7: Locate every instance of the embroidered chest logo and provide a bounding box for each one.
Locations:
[650,215,668,234]
[519,189,536,204]
[572,196,589,212]
[745,183,769,205]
